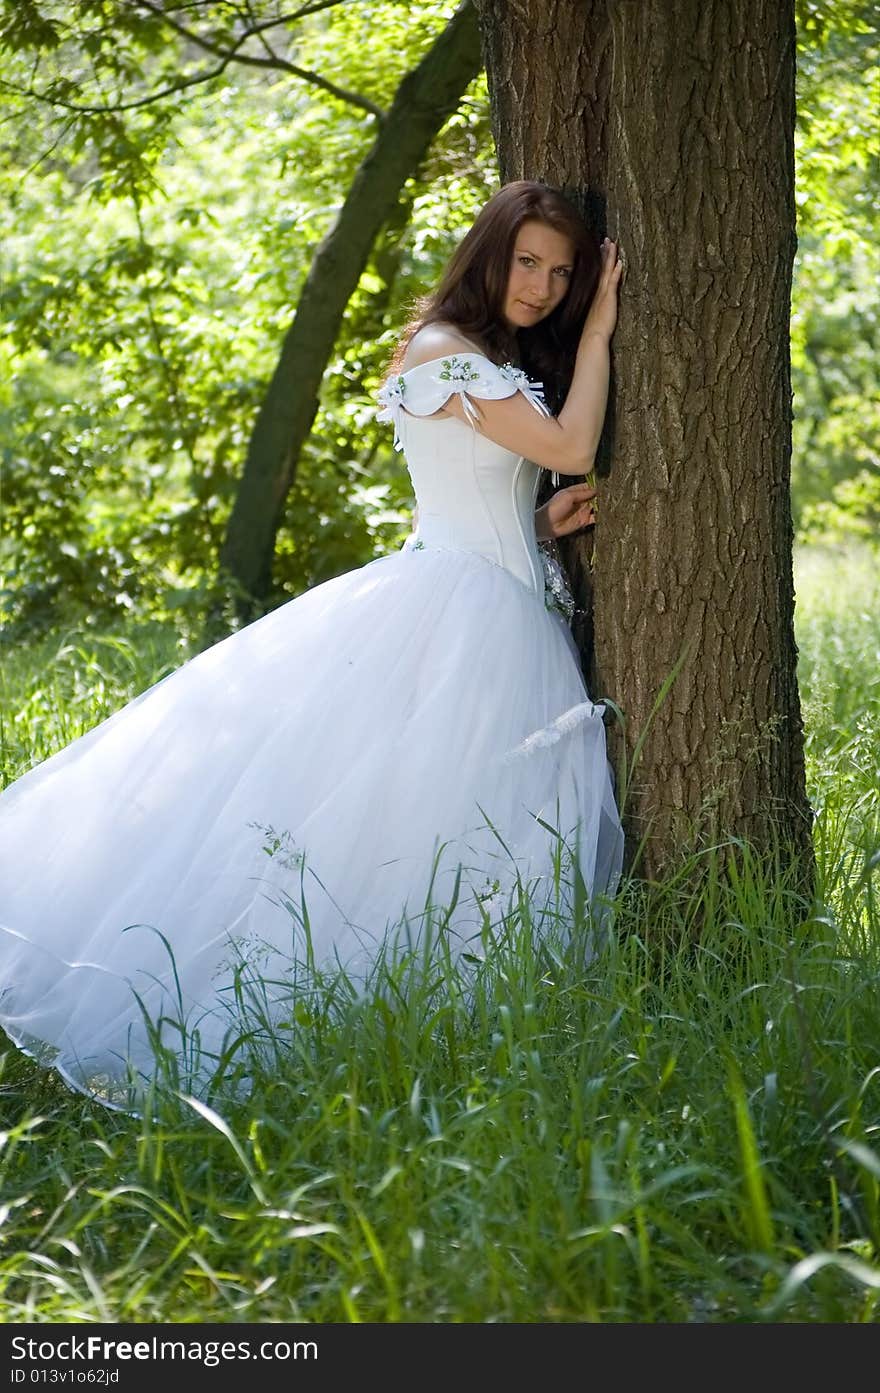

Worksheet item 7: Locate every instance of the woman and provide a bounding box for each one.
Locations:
[0,180,624,1106]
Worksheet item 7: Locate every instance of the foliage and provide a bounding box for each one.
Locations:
[0,1,495,637]
[0,0,876,640]
[792,1,880,544]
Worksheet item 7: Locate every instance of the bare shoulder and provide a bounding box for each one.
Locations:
[401,322,489,372]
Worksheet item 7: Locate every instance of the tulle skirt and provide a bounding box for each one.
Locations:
[0,544,623,1104]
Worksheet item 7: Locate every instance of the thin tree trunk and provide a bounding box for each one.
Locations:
[476,0,813,885]
[218,0,483,615]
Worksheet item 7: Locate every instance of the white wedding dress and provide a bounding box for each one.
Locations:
[0,352,623,1105]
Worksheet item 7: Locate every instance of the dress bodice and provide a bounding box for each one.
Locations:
[377,353,551,598]
[399,411,545,595]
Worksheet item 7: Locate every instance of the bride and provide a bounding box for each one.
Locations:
[0,180,624,1105]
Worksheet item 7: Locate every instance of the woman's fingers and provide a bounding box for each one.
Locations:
[601,238,622,281]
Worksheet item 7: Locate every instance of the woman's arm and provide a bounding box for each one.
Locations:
[403,240,623,476]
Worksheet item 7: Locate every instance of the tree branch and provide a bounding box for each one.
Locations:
[134,0,385,117]
[243,0,294,70]
[0,59,241,116]
[1,8,385,122]
[280,1,362,19]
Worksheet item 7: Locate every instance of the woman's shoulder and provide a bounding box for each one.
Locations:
[377,323,549,437]
[401,322,494,372]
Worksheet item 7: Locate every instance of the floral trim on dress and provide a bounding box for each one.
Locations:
[539,545,577,623]
[376,353,549,451]
[375,374,407,430]
[438,356,480,385]
[498,361,549,416]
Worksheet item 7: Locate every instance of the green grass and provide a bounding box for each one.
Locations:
[0,543,878,1323]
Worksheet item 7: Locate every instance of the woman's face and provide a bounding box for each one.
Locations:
[502,219,575,330]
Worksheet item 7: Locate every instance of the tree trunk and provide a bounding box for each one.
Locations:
[218,0,483,615]
[475,0,813,884]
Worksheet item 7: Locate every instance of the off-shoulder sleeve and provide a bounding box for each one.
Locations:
[376,353,549,451]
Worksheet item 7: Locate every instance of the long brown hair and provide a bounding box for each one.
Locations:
[388,181,601,413]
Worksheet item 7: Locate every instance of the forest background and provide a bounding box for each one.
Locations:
[0,0,876,652]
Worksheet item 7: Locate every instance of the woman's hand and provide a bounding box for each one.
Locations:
[581,237,623,344]
[536,482,598,540]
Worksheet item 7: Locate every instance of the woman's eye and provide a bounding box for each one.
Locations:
[554,267,571,279]
[518,255,535,267]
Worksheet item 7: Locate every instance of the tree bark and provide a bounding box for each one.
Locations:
[476,0,814,884]
[218,0,483,614]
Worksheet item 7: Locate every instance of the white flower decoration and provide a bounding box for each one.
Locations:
[498,362,530,390]
[376,374,407,449]
[500,362,548,414]
[376,374,406,416]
